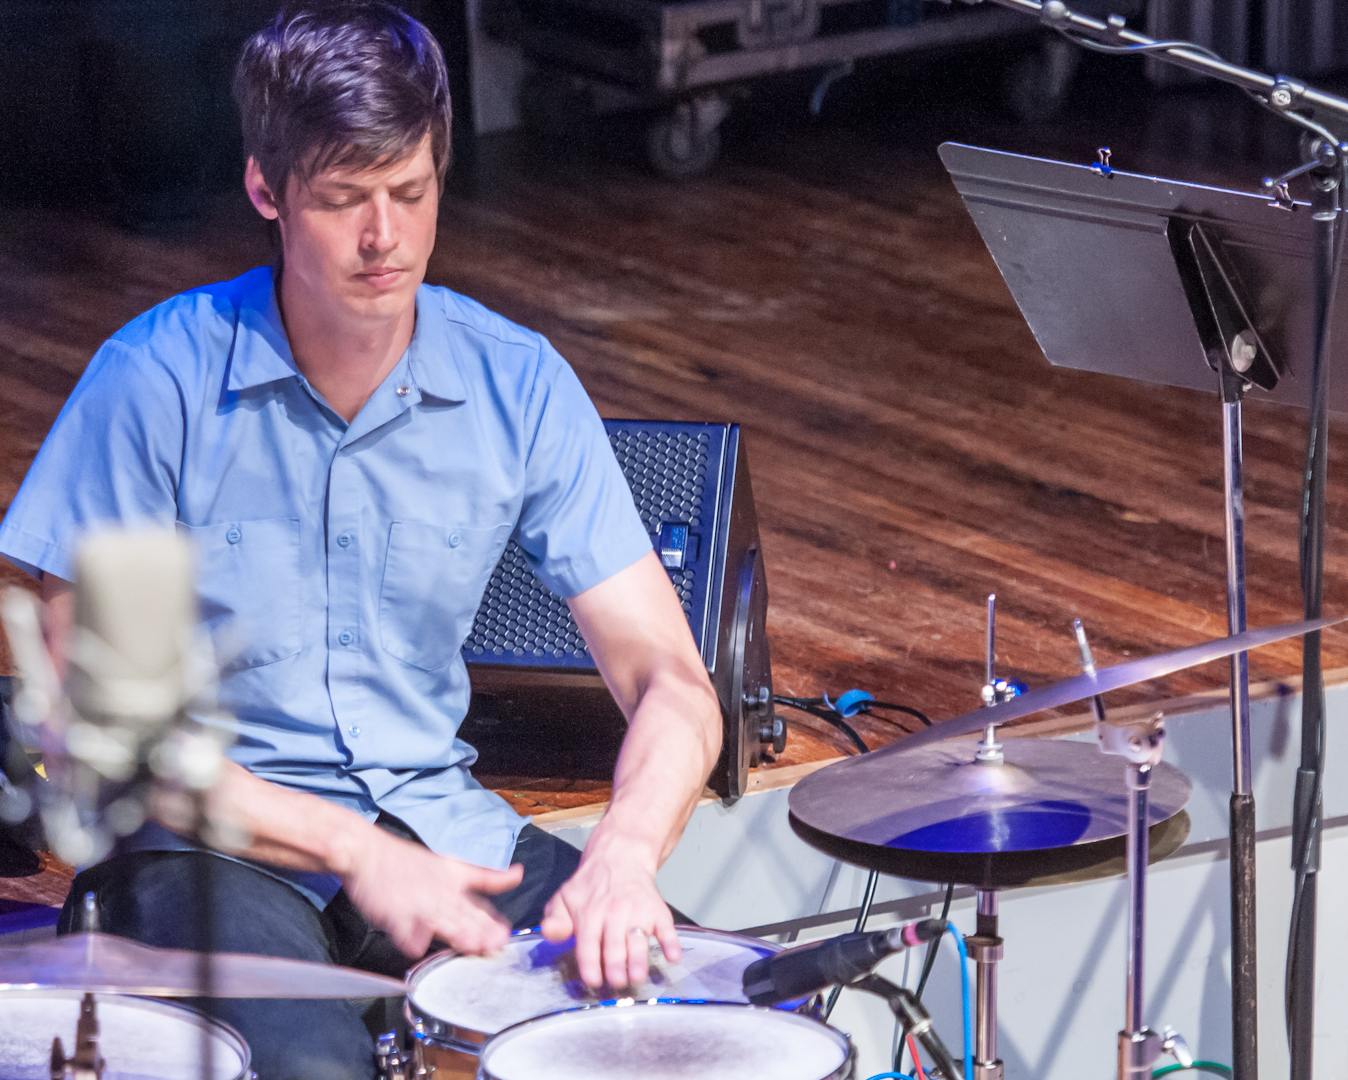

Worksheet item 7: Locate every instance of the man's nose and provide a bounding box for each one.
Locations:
[360,195,397,255]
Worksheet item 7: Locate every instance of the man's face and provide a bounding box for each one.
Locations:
[246,135,439,320]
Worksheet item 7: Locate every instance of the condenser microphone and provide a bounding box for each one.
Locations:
[66,529,196,775]
[742,920,945,1005]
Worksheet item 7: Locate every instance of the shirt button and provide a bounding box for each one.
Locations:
[449,533,462,548]
[396,385,411,397]
[226,527,241,545]
[337,534,351,548]
[338,630,354,646]
[348,725,361,738]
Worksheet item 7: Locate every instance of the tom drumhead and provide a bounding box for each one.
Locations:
[478,1000,856,1080]
[0,991,250,1080]
[405,926,808,1051]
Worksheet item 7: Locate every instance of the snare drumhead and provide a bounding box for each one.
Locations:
[479,1001,854,1080]
[0,992,249,1080]
[407,927,798,1039]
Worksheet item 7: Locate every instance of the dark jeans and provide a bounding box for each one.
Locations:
[57,823,581,1080]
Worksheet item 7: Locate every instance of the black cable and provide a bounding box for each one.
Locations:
[773,696,868,754]
[773,694,932,743]
[1285,151,1346,1051]
[896,882,955,1075]
[865,701,933,727]
[915,884,954,1004]
[772,689,944,1069]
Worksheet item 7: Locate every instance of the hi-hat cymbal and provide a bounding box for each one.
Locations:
[788,738,1192,889]
[0,933,405,998]
[874,614,1345,760]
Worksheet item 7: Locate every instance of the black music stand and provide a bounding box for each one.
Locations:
[939,140,1348,1079]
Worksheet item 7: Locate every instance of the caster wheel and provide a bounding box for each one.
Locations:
[646,109,721,179]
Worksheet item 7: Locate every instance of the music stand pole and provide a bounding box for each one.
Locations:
[1222,378,1258,1080]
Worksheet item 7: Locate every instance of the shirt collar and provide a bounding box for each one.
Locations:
[226,269,468,404]
[406,287,467,404]
[226,267,301,393]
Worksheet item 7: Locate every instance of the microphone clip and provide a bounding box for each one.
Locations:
[851,974,964,1080]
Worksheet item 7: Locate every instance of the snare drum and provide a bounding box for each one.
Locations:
[0,991,251,1080]
[479,1000,856,1080]
[405,927,811,1077]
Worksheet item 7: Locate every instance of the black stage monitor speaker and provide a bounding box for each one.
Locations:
[460,420,781,801]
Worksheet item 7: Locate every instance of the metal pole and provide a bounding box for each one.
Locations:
[969,890,1004,1080]
[978,594,1003,764]
[1223,398,1258,1080]
[1119,761,1154,1080]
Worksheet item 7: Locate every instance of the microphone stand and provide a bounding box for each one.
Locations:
[852,973,965,1080]
[941,3,1348,1075]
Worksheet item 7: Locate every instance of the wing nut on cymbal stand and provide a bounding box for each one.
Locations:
[977,594,1025,768]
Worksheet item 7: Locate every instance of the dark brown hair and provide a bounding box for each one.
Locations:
[233,2,452,203]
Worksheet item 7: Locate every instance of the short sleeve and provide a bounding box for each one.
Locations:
[0,339,184,581]
[512,338,651,597]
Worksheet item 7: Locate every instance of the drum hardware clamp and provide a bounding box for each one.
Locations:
[376,1031,430,1080]
[49,992,104,1080]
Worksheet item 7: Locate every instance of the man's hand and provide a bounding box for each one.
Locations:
[198,758,524,961]
[540,831,680,989]
[338,826,522,959]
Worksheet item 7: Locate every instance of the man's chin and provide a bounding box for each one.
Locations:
[343,280,420,318]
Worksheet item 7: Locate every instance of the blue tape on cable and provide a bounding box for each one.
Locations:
[834,689,874,718]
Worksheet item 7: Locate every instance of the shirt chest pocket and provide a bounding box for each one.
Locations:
[180,517,302,670]
[379,521,513,671]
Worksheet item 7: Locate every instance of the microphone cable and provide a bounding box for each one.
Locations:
[896,882,955,1077]
[774,689,934,756]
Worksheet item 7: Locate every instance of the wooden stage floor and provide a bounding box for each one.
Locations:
[3,52,1348,853]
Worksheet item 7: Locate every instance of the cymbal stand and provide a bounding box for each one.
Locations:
[50,895,105,1080]
[968,594,1014,1080]
[1077,626,1191,1080]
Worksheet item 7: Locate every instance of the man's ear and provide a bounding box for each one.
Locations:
[244,157,280,221]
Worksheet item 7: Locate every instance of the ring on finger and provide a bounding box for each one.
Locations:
[628,926,650,938]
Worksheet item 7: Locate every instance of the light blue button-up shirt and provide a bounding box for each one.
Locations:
[0,266,652,881]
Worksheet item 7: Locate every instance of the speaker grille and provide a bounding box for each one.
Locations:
[463,424,718,663]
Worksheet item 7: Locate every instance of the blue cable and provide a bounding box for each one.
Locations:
[876,924,971,1080]
[946,921,973,1080]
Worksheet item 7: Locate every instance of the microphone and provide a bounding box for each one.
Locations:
[60,530,226,863]
[743,920,945,1005]
[67,529,196,754]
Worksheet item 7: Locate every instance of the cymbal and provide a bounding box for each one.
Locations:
[788,738,1192,889]
[870,615,1345,760]
[789,804,1191,890]
[0,933,406,999]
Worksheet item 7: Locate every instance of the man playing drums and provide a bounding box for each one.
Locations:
[0,3,721,1076]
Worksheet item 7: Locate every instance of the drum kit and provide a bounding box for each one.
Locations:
[0,605,1336,1080]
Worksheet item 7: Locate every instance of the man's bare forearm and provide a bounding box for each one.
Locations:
[41,574,378,879]
[177,758,377,877]
[568,552,722,871]
[592,666,719,870]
